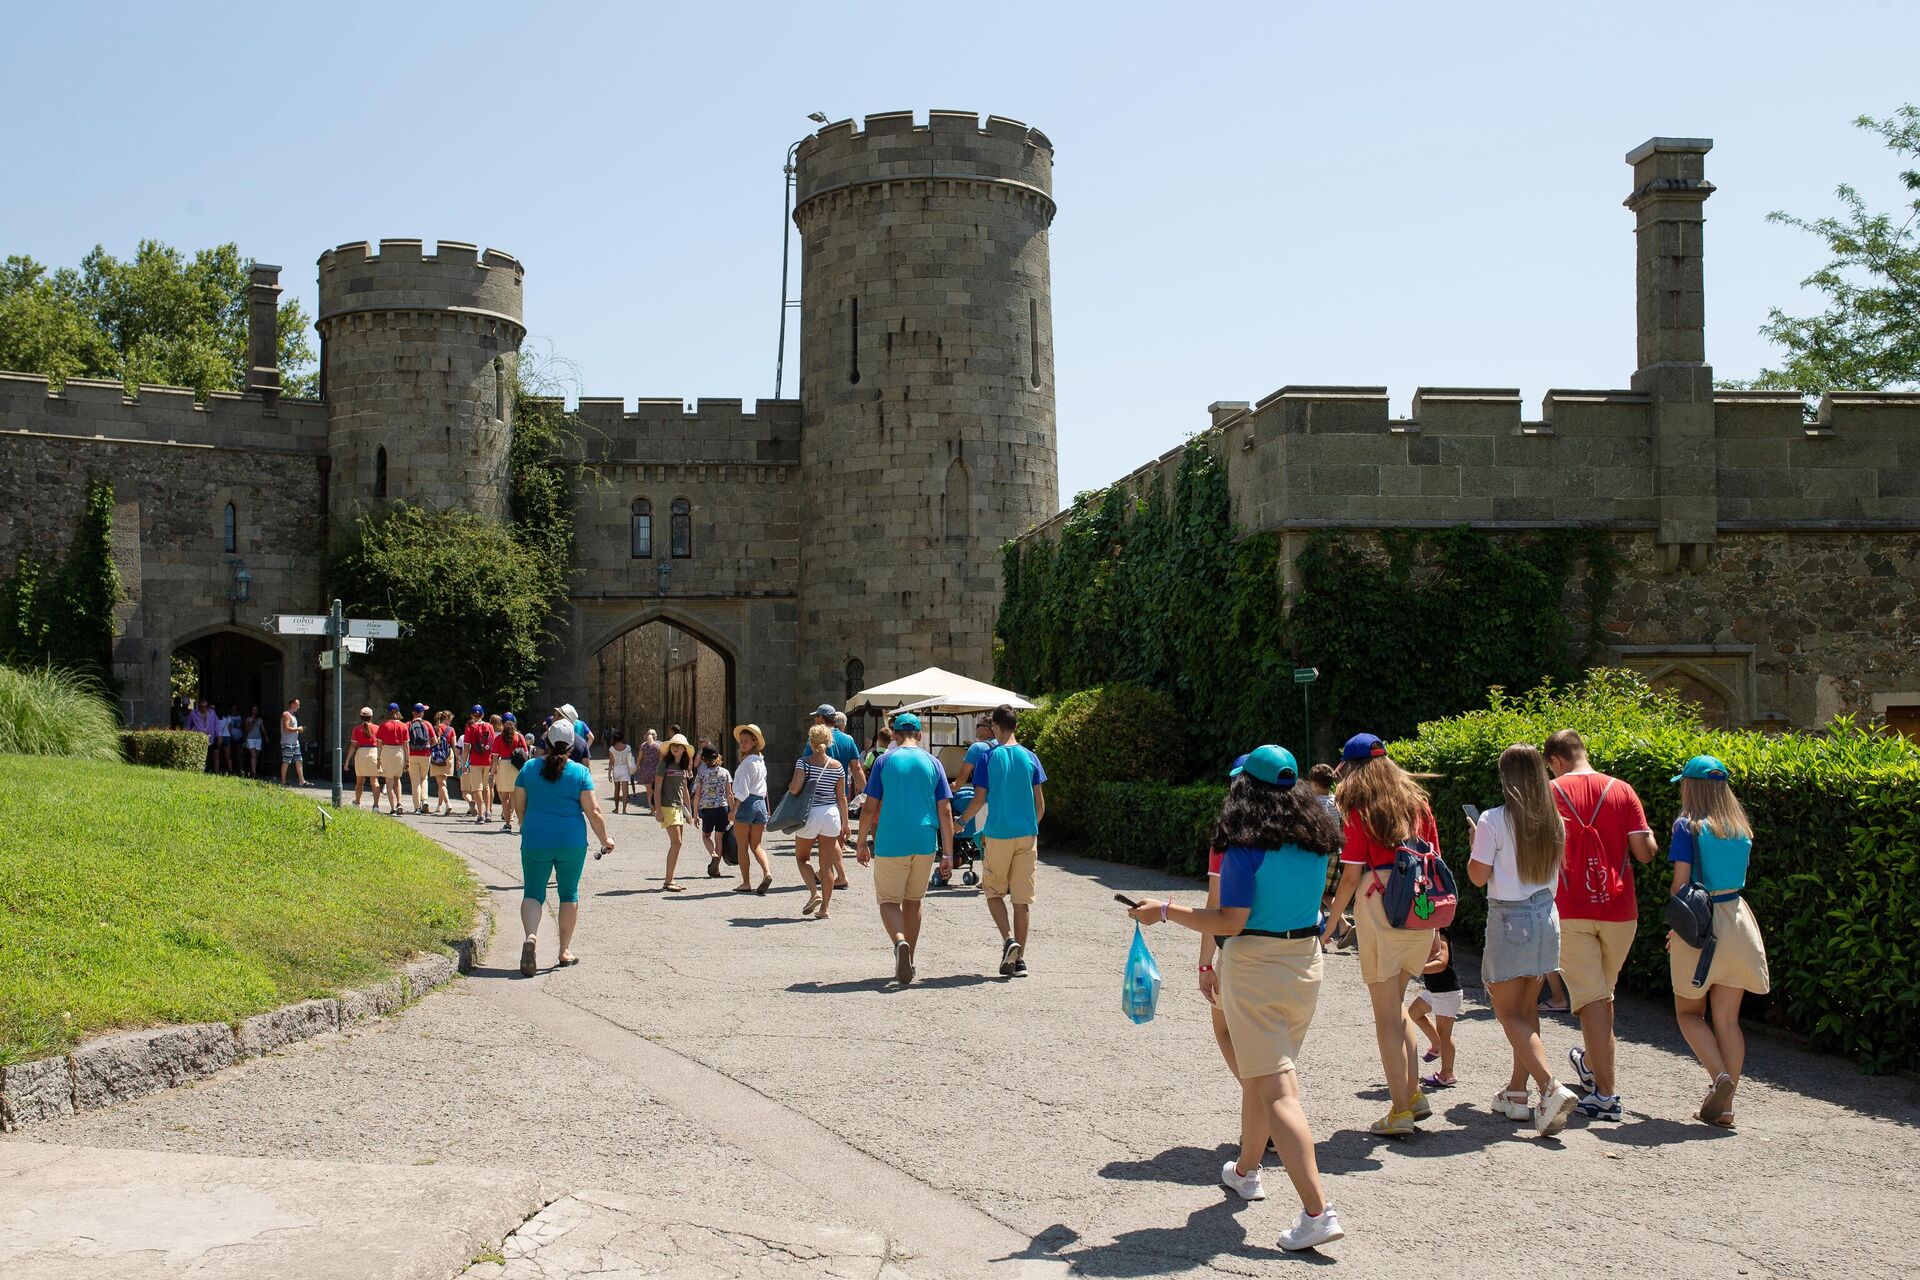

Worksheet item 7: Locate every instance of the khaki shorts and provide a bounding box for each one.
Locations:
[464,766,491,796]
[378,744,406,779]
[430,758,453,778]
[492,760,520,793]
[1219,935,1323,1078]
[354,746,380,778]
[1670,898,1770,999]
[1354,873,1437,984]
[872,853,935,905]
[982,835,1038,905]
[1560,916,1638,1011]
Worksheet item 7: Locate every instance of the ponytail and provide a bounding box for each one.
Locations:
[541,739,567,783]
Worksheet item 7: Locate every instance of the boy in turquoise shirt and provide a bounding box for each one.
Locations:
[960,705,1047,977]
[858,713,953,986]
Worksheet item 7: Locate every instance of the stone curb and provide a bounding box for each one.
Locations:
[0,895,493,1133]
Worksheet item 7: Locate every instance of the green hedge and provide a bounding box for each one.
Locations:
[1088,781,1224,878]
[1032,684,1181,839]
[1392,669,1920,1073]
[121,729,208,771]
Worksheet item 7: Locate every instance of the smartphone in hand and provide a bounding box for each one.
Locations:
[1114,893,1141,909]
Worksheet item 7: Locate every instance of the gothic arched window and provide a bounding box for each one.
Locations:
[374,446,388,498]
[630,498,652,558]
[845,657,865,708]
[670,497,692,558]
[222,502,237,553]
[943,459,971,541]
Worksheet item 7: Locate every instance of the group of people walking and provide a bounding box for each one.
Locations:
[1127,727,1771,1253]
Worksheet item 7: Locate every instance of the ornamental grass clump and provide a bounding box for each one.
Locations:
[0,664,120,760]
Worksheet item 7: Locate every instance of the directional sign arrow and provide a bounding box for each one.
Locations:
[347,619,401,640]
[273,614,332,636]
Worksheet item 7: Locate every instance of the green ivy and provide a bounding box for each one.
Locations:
[996,437,1617,761]
[0,478,123,691]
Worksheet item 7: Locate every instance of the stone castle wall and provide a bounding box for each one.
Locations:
[0,373,330,727]
[793,111,1059,708]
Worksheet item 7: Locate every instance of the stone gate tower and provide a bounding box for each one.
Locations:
[793,112,1059,701]
[317,240,526,526]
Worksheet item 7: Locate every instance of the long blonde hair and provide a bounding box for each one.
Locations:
[1336,755,1429,846]
[1498,744,1566,885]
[1680,777,1752,840]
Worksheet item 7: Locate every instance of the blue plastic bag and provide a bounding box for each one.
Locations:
[1121,923,1163,1024]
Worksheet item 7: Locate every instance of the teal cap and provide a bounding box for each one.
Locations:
[1231,744,1299,787]
[1672,754,1730,783]
[891,712,921,732]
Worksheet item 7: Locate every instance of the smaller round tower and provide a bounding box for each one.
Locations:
[316,240,525,524]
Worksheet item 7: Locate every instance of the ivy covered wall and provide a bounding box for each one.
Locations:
[995,438,1618,768]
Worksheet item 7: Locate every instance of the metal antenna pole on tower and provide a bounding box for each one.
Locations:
[776,114,828,399]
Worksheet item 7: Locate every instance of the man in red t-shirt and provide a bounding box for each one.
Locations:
[1544,729,1657,1122]
[462,705,495,823]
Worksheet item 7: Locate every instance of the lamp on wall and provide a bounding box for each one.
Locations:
[225,558,252,604]
[656,560,671,597]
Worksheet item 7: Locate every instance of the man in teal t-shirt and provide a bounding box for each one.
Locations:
[961,705,1047,977]
[858,712,952,986]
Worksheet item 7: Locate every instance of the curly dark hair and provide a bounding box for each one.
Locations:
[1211,774,1342,854]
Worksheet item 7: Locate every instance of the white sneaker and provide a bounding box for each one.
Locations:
[1534,1083,1579,1137]
[1220,1160,1265,1201]
[1490,1090,1532,1121]
[1279,1203,1344,1252]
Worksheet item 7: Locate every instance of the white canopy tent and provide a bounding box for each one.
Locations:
[846,666,1034,715]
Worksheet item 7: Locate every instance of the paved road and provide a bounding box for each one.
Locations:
[13,796,1920,1277]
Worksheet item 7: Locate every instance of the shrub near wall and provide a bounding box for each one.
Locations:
[1088,781,1224,879]
[1031,684,1182,839]
[121,730,208,771]
[1393,669,1920,1073]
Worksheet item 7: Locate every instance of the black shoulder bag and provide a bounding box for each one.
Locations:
[1664,835,1717,989]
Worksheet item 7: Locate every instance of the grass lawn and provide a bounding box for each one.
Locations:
[0,756,480,1064]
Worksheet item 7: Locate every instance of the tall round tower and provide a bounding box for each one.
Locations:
[794,111,1059,703]
[316,239,526,525]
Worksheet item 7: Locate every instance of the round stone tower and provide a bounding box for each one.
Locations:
[316,239,526,525]
[794,111,1059,702]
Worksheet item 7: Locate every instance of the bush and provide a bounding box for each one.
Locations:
[1393,668,1920,1073]
[1013,694,1060,759]
[122,729,209,771]
[1088,780,1225,878]
[1033,684,1183,839]
[0,665,120,760]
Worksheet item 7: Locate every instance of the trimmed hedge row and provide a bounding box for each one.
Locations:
[1087,781,1224,879]
[1031,684,1180,838]
[1393,670,1920,1074]
[121,729,207,771]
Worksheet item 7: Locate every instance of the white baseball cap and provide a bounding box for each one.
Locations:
[546,719,577,748]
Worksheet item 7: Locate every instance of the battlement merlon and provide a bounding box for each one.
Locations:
[555,397,803,468]
[0,371,327,452]
[793,110,1054,214]
[315,239,525,332]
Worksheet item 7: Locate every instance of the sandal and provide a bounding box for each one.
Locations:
[756,877,772,896]
[1420,1072,1456,1089]
[557,953,580,967]
[1698,1073,1736,1125]
[519,939,537,978]
[732,884,754,893]
[663,882,686,893]
[801,892,821,917]
[1711,1111,1736,1129]
[1422,1048,1439,1063]
[706,858,721,878]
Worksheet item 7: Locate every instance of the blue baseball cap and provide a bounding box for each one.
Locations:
[1232,745,1299,786]
[891,712,921,732]
[412,702,426,712]
[502,712,516,723]
[471,704,484,715]
[1227,753,1249,778]
[1672,754,1730,783]
[1342,733,1387,763]
[387,702,400,710]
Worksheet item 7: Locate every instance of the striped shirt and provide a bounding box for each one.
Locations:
[798,758,842,808]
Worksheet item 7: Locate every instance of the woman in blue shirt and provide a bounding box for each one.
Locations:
[1667,755,1769,1127]
[512,720,615,978]
[1128,745,1347,1254]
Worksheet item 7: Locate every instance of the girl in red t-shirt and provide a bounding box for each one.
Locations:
[350,709,381,807]
[1321,734,1443,1137]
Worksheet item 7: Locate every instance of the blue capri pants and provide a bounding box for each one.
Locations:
[521,845,588,904]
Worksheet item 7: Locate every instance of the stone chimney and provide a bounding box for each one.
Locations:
[1625,138,1715,562]
[247,263,282,403]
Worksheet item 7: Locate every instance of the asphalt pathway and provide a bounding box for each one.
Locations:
[15,793,1920,1277]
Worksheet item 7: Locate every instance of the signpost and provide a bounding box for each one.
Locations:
[1293,667,1320,758]
[272,601,400,808]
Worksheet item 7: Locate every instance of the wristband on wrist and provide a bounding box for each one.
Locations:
[1160,898,1171,923]
[1198,963,1214,973]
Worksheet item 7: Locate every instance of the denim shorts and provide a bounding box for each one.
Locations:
[735,794,769,825]
[1482,887,1561,983]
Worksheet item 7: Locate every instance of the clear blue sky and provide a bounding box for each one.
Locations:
[7,2,1911,503]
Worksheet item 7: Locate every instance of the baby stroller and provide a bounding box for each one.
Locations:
[932,784,982,888]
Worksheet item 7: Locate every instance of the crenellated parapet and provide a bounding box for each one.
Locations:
[0,371,327,454]
[793,110,1055,227]
[316,239,524,337]
[1017,385,1920,547]
[555,396,803,469]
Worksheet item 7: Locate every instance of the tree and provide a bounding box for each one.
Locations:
[330,504,557,714]
[0,240,318,397]
[1735,106,1920,395]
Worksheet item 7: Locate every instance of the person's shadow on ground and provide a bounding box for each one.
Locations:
[1010,1200,1338,1276]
